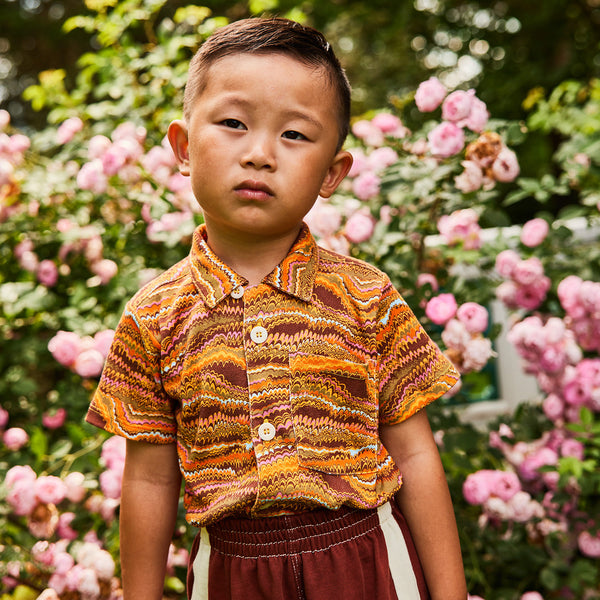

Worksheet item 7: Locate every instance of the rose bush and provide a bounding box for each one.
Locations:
[1,2,600,599]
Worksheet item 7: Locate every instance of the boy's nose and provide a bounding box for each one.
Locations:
[240,135,276,170]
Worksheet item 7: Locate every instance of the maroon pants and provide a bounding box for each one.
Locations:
[187,500,429,600]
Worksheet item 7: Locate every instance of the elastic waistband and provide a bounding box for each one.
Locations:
[206,503,392,558]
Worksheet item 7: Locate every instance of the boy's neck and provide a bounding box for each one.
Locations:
[204,225,302,287]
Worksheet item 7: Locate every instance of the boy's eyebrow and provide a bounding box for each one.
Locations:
[218,95,324,130]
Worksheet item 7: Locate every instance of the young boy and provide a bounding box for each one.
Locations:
[86,17,467,600]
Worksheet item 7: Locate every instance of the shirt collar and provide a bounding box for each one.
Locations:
[189,224,318,308]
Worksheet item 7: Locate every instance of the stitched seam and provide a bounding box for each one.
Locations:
[210,522,380,559]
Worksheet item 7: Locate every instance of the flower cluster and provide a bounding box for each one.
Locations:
[558,275,600,354]
[495,249,551,311]
[33,539,117,600]
[48,330,114,378]
[0,110,31,221]
[437,208,482,250]
[425,295,494,374]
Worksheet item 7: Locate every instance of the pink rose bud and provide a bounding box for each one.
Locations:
[427,121,465,157]
[0,405,8,429]
[37,259,59,287]
[56,117,84,145]
[35,475,67,505]
[425,293,458,325]
[90,259,118,284]
[578,530,600,558]
[456,302,489,333]
[48,331,83,367]
[42,408,67,430]
[351,171,381,201]
[414,77,447,112]
[3,427,29,450]
[344,209,376,244]
[73,348,105,378]
[464,96,489,132]
[442,89,475,123]
[492,146,520,182]
[520,218,549,247]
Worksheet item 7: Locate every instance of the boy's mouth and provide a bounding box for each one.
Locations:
[234,180,274,201]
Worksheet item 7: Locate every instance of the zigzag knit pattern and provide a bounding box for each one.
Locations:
[87,224,459,526]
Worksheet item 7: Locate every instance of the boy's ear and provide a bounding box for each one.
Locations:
[167,120,190,176]
[319,150,353,198]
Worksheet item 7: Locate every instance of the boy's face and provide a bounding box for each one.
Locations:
[168,53,352,246]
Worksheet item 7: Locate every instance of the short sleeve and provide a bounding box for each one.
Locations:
[86,303,178,443]
[377,282,460,425]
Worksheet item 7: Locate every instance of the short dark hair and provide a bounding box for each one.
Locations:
[183,17,351,151]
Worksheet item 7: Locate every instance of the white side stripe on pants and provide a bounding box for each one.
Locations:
[191,527,210,600]
[377,502,422,599]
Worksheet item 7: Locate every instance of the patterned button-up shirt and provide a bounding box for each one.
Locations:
[87,224,459,526]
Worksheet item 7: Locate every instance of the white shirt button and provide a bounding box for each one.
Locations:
[231,286,244,299]
[258,422,276,441]
[250,325,268,344]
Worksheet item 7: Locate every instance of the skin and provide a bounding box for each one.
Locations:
[120,52,466,600]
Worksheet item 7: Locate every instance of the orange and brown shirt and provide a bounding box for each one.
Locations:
[87,224,459,526]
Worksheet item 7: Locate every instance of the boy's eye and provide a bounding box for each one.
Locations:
[221,119,246,130]
[282,130,307,141]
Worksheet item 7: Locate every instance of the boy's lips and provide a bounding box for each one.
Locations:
[234,180,274,201]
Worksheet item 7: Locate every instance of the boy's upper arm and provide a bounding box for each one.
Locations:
[124,439,181,486]
[379,409,438,466]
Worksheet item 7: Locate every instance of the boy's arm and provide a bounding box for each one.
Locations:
[120,439,182,600]
[380,409,467,600]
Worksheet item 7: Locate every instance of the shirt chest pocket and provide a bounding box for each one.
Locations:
[289,353,378,475]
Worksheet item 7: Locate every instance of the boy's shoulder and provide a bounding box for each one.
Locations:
[315,244,392,287]
[127,255,195,313]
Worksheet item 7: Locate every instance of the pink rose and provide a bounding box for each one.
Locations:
[557,275,583,314]
[417,273,439,292]
[73,348,105,378]
[37,260,59,287]
[463,96,489,132]
[454,160,483,193]
[56,117,84,145]
[3,427,29,450]
[351,120,384,147]
[456,302,488,333]
[35,475,67,505]
[99,468,123,499]
[561,438,584,460]
[76,160,108,194]
[93,329,115,358]
[351,171,381,200]
[87,134,112,159]
[521,218,549,247]
[414,77,447,112]
[0,109,10,129]
[442,89,475,122]
[426,293,458,325]
[90,258,118,284]
[518,447,558,481]
[42,408,67,430]
[344,209,376,244]
[48,331,82,367]
[513,257,545,286]
[520,593,543,600]
[63,472,87,503]
[0,405,8,429]
[463,471,493,505]
[305,201,342,238]
[427,121,465,157]
[371,113,406,138]
[101,435,126,471]
[5,464,37,488]
[462,337,494,372]
[578,530,600,558]
[9,133,31,154]
[6,479,38,515]
[543,393,564,422]
[490,470,521,502]
[368,146,399,172]
[492,146,520,182]
[442,319,471,351]
[57,512,78,541]
[437,208,481,249]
